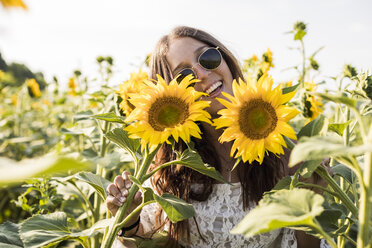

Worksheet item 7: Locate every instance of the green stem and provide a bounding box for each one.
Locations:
[352,108,368,144]
[316,166,358,217]
[300,39,306,88]
[101,145,161,248]
[283,136,296,150]
[342,234,357,247]
[311,220,337,248]
[357,150,372,248]
[70,181,95,225]
[142,160,181,182]
[340,214,353,248]
[296,182,339,197]
[92,121,110,248]
[338,107,351,247]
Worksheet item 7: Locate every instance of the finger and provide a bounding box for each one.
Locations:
[122,171,132,189]
[133,191,142,205]
[106,194,123,208]
[107,184,121,198]
[114,175,125,191]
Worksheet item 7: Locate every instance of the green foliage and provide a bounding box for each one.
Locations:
[289,136,372,167]
[0,221,23,247]
[75,172,111,200]
[0,156,91,187]
[1,21,371,248]
[154,193,195,223]
[177,147,228,183]
[231,189,324,236]
[19,212,112,248]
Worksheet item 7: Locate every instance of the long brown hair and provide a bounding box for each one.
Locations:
[148,26,287,246]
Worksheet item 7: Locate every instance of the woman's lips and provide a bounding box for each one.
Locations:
[205,80,223,98]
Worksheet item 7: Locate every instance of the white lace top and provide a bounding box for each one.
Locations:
[113,182,331,248]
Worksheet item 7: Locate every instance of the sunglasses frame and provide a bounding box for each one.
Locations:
[175,47,222,82]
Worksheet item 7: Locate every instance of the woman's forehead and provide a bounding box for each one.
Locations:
[166,37,207,70]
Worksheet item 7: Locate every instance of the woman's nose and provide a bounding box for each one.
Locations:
[192,63,211,81]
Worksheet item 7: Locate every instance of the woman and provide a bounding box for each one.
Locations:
[107,26,329,248]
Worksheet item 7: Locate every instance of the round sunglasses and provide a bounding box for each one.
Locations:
[175,47,222,83]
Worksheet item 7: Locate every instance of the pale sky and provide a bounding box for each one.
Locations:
[0,0,371,89]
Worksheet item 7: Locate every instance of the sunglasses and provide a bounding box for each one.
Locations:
[175,47,222,83]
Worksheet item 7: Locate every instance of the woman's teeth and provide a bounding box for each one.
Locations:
[205,81,223,95]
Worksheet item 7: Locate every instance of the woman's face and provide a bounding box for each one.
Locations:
[166,37,233,117]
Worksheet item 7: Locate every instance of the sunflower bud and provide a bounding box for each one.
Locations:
[105,56,113,66]
[300,92,312,118]
[293,21,307,40]
[294,21,307,32]
[360,75,372,100]
[73,70,82,77]
[145,53,152,67]
[343,64,357,79]
[310,57,319,70]
[96,56,105,63]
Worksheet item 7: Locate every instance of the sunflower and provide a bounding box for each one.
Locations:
[117,69,148,116]
[302,81,323,123]
[26,78,41,98]
[213,74,299,164]
[125,74,211,151]
[68,78,78,96]
[0,0,27,9]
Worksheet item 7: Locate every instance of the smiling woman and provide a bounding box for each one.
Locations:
[106,26,331,248]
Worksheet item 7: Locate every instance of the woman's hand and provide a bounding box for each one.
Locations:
[106,171,142,217]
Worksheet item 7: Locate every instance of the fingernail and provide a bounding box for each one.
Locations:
[119,197,126,203]
[122,189,128,196]
[125,182,132,189]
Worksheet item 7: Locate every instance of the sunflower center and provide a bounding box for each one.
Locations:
[148,96,189,131]
[239,99,278,140]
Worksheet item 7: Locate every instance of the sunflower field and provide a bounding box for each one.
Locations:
[0,9,371,248]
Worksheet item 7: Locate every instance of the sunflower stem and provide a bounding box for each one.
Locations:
[357,125,372,248]
[142,160,181,182]
[101,145,160,248]
[310,220,337,248]
[296,182,338,197]
[283,136,296,150]
[300,39,306,88]
[315,166,358,217]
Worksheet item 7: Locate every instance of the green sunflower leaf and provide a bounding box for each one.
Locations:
[298,159,323,178]
[91,112,126,123]
[73,110,94,123]
[282,83,300,95]
[230,189,324,237]
[297,114,327,139]
[134,230,170,248]
[20,212,112,248]
[178,148,228,184]
[154,193,195,223]
[105,128,140,159]
[294,30,307,40]
[0,221,23,247]
[328,120,353,136]
[271,176,291,191]
[0,157,91,187]
[332,164,356,185]
[312,92,357,109]
[61,126,96,136]
[75,172,112,200]
[289,136,372,167]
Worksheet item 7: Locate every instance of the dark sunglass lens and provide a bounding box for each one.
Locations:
[199,48,221,70]
[176,68,196,83]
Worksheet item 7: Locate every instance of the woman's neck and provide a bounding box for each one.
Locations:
[201,122,240,183]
